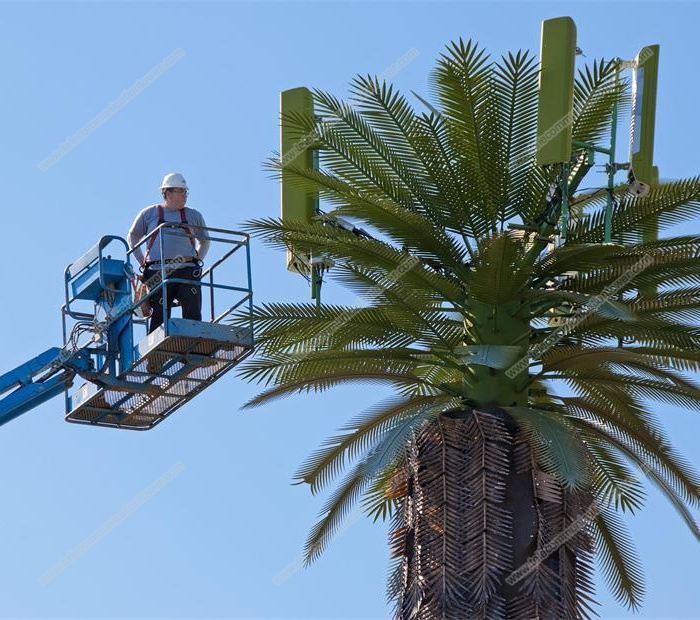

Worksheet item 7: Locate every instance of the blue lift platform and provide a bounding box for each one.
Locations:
[0,222,253,430]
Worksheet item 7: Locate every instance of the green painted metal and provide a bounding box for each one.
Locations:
[644,165,660,246]
[315,273,322,310]
[572,140,610,156]
[310,150,323,306]
[639,166,660,298]
[281,87,316,273]
[630,45,660,188]
[605,65,620,243]
[310,262,321,307]
[464,300,529,407]
[535,17,577,166]
[560,164,570,240]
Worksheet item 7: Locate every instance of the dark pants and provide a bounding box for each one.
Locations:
[144,266,202,333]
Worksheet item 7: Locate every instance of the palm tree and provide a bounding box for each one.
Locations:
[237,39,700,618]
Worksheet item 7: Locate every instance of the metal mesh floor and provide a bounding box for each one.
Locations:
[66,320,253,430]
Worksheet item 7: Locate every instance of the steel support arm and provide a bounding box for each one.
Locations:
[0,347,90,428]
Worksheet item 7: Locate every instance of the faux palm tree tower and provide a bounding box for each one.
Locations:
[238,16,700,620]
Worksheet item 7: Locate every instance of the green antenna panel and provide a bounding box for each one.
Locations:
[280,87,317,273]
[536,16,576,166]
[629,45,659,188]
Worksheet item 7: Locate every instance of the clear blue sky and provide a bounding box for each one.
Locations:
[1,1,699,618]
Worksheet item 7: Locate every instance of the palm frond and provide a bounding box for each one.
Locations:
[491,50,547,226]
[571,58,629,149]
[467,232,531,304]
[569,417,700,542]
[245,217,464,302]
[430,39,504,231]
[242,370,437,409]
[571,178,700,243]
[562,394,700,508]
[294,395,458,493]
[592,507,645,610]
[303,399,454,563]
[504,406,589,488]
[586,440,646,513]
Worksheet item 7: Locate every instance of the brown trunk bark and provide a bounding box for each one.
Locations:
[389,408,595,619]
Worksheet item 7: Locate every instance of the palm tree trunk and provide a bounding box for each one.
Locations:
[389,408,596,619]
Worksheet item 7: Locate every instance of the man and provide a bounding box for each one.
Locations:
[127,172,210,334]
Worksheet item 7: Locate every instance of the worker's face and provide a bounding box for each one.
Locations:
[164,188,187,210]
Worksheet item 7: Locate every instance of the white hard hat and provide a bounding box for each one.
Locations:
[159,172,188,190]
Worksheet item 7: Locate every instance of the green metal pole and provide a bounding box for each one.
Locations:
[605,64,620,243]
[311,149,322,311]
[310,263,317,299]
[315,270,322,311]
[560,164,570,241]
[571,140,610,155]
[310,260,322,310]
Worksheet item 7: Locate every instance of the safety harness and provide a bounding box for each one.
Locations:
[144,205,196,265]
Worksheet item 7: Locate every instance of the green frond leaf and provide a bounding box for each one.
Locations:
[593,507,645,610]
[242,371,436,409]
[294,395,458,493]
[504,406,589,488]
[304,399,456,563]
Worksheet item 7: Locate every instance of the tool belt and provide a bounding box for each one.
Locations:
[143,256,201,269]
[134,260,201,318]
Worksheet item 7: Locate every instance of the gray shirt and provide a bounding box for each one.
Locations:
[127,204,210,267]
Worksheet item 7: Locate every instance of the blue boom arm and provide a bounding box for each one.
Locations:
[0,347,91,427]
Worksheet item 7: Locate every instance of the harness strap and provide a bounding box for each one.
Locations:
[143,205,196,263]
[179,207,197,251]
